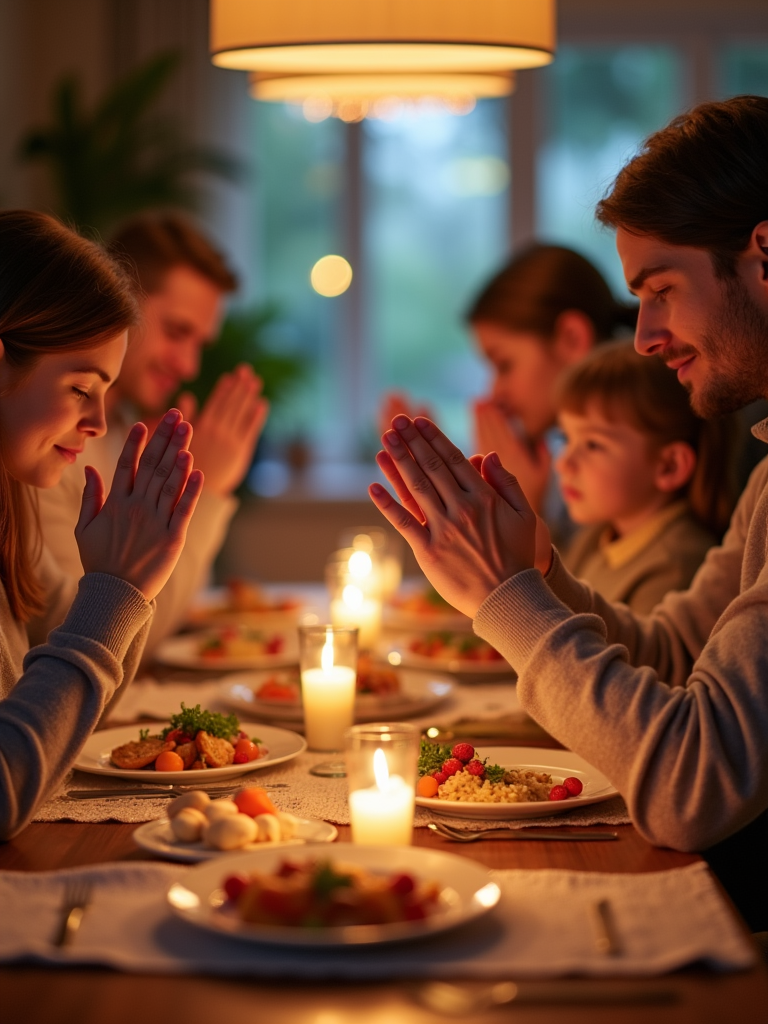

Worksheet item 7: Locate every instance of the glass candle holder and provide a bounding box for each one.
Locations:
[326,548,383,650]
[338,526,404,598]
[299,625,358,753]
[344,723,419,845]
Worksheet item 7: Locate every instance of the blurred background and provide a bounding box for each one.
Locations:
[1,0,767,579]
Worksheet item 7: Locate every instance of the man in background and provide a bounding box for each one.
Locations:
[39,212,268,657]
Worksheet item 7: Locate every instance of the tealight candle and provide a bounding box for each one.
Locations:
[345,724,419,846]
[299,626,357,752]
[330,582,382,649]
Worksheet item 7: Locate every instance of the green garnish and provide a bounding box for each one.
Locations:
[458,635,483,653]
[251,736,262,744]
[418,738,453,777]
[138,727,150,741]
[161,703,239,741]
[483,761,506,783]
[313,861,354,898]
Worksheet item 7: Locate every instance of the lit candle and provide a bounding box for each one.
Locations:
[330,582,382,649]
[348,747,415,845]
[300,628,357,751]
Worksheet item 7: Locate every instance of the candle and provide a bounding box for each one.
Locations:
[348,748,415,845]
[330,583,382,649]
[300,629,357,751]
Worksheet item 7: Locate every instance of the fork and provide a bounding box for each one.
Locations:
[67,783,288,799]
[428,821,618,842]
[54,878,92,947]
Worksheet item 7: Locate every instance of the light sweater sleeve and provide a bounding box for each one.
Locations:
[473,473,768,852]
[0,573,152,839]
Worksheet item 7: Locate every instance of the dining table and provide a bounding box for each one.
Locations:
[2,585,768,1024]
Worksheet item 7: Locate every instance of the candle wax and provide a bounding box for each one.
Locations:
[349,774,414,845]
[301,665,356,751]
[330,597,382,649]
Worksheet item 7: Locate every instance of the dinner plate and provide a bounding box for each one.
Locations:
[74,722,306,783]
[153,630,299,671]
[167,842,501,947]
[415,746,619,819]
[187,587,304,630]
[383,602,472,633]
[134,816,337,862]
[218,669,454,723]
[382,636,515,678]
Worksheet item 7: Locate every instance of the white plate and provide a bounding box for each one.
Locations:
[167,842,500,947]
[219,669,454,724]
[74,722,306,783]
[187,587,304,630]
[382,636,515,678]
[383,604,472,633]
[134,816,337,862]
[154,630,299,671]
[416,746,619,819]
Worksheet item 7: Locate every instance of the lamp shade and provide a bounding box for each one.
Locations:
[210,0,555,74]
[251,71,515,103]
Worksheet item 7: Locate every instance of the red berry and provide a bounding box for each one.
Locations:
[441,758,463,778]
[451,742,475,763]
[389,873,415,896]
[465,759,486,777]
[223,874,249,901]
[549,785,569,801]
[432,770,448,785]
[233,751,249,764]
[563,776,583,797]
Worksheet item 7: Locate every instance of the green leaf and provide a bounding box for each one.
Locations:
[161,703,240,741]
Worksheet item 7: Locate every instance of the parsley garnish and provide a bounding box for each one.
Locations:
[161,703,239,741]
[418,738,453,777]
[139,727,150,741]
[483,760,506,783]
[312,862,354,898]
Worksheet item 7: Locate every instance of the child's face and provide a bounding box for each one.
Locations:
[555,404,666,530]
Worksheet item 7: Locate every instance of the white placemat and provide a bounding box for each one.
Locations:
[0,862,754,977]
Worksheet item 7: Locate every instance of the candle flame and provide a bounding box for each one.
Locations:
[349,550,373,579]
[321,628,334,672]
[342,583,364,610]
[373,747,389,790]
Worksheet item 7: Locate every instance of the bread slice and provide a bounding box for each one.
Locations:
[110,737,175,769]
[195,731,235,768]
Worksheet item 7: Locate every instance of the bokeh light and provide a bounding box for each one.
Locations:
[310,254,353,297]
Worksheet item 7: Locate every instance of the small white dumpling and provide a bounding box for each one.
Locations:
[204,799,239,822]
[170,807,207,843]
[167,790,210,819]
[275,811,300,840]
[254,813,282,842]
[205,813,258,850]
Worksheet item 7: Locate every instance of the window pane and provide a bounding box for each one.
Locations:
[536,46,683,297]
[251,102,346,450]
[721,44,768,97]
[363,101,509,454]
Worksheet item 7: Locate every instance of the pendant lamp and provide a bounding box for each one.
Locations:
[210,0,555,118]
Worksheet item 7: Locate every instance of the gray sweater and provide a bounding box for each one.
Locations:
[475,421,768,854]
[0,546,152,839]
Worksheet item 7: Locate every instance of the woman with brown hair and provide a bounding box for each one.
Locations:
[0,210,203,838]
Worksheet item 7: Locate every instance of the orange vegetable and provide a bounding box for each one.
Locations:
[155,750,184,772]
[233,786,277,818]
[416,775,439,798]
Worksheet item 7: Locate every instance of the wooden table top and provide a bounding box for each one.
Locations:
[2,817,767,1024]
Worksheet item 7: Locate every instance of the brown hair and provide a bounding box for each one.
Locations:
[557,341,737,538]
[108,211,238,297]
[467,244,636,339]
[596,96,768,278]
[0,210,138,621]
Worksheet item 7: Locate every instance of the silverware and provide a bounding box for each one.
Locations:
[54,878,92,948]
[413,980,676,1014]
[66,783,288,800]
[427,821,618,842]
[592,898,622,955]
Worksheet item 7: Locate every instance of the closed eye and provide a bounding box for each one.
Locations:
[72,387,89,400]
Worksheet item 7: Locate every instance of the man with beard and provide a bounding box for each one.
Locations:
[39,213,268,659]
[367,95,768,932]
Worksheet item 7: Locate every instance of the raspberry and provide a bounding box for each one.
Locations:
[563,776,583,797]
[465,759,486,777]
[548,785,569,801]
[451,742,475,763]
[389,873,415,896]
[432,770,448,785]
[441,758,464,778]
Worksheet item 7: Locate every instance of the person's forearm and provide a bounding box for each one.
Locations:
[0,574,152,839]
[475,570,768,851]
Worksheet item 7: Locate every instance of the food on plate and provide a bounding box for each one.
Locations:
[110,704,267,772]
[254,655,401,705]
[388,586,462,618]
[197,579,301,619]
[222,858,442,927]
[198,625,286,661]
[417,740,584,804]
[165,787,301,851]
[409,632,503,663]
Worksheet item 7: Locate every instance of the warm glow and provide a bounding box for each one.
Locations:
[348,550,373,579]
[311,255,353,297]
[342,584,364,610]
[320,628,334,672]
[251,72,514,103]
[373,748,390,790]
